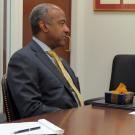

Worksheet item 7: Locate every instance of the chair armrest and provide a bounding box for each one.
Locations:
[84,97,104,105]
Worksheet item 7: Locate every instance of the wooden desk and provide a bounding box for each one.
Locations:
[16,106,135,135]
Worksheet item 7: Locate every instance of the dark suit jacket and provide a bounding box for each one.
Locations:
[7,40,80,118]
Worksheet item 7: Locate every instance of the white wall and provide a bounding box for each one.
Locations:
[71,0,135,100]
[71,0,86,98]
[6,0,23,63]
[0,0,4,113]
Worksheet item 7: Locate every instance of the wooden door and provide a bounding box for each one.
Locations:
[23,0,71,63]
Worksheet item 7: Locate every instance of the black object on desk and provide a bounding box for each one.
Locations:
[92,98,135,110]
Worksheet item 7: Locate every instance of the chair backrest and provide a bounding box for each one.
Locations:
[109,55,135,94]
[1,74,20,121]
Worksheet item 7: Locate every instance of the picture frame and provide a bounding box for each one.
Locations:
[93,0,135,11]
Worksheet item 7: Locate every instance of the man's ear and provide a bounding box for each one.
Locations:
[38,20,48,32]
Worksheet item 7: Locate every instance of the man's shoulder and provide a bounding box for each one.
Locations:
[10,41,35,59]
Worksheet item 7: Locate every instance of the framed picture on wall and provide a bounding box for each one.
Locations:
[93,0,135,11]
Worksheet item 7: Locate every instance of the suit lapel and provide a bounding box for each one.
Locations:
[29,41,74,96]
[37,52,68,84]
[61,59,80,90]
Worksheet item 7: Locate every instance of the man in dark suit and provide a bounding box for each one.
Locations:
[7,3,83,119]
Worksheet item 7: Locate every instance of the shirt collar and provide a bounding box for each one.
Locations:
[32,36,51,52]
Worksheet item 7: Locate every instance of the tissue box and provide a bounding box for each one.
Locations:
[105,92,134,105]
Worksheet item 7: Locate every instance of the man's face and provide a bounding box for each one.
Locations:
[45,8,70,49]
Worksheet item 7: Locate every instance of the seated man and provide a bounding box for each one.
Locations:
[7,3,84,119]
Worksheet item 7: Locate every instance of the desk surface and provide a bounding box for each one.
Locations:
[16,106,135,135]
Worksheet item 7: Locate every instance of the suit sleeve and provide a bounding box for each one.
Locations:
[7,52,62,118]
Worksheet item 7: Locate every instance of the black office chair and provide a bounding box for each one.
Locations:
[109,54,135,93]
[1,74,20,121]
[84,54,135,105]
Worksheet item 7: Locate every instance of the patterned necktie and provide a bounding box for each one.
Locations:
[48,50,84,106]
